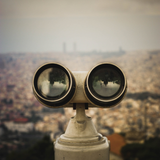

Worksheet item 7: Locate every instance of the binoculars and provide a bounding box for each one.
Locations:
[32,62,127,108]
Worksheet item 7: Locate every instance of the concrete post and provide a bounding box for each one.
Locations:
[54,103,110,160]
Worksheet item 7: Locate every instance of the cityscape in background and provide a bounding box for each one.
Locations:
[0,49,160,159]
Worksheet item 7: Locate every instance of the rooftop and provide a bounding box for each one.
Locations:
[107,133,126,156]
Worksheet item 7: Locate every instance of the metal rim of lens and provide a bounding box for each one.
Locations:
[32,63,76,107]
[84,63,127,107]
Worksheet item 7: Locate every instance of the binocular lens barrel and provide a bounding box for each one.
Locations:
[32,63,76,108]
[84,63,127,107]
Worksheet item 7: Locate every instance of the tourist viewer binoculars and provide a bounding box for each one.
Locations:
[33,62,127,108]
[32,62,127,160]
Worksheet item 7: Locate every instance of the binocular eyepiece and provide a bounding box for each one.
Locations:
[32,62,127,108]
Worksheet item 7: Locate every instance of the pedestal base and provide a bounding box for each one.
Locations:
[54,104,109,160]
[54,105,110,160]
[54,136,110,160]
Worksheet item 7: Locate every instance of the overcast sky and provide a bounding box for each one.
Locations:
[0,0,160,53]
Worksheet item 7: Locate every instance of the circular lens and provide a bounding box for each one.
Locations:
[37,68,70,99]
[85,63,127,108]
[90,68,121,98]
[32,63,76,108]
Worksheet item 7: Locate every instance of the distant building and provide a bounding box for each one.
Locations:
[7,85,15,92]
[0,127,4,136]
[4,120,34,133]
[125,130,145,144]
[63,42,66,53]
[107,133,126,159]
[14,118,28,123]
[73,42,77,53]
[0,57,5,68]
[119,47,125,54]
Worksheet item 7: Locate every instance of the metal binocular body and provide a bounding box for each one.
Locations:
[32,62,127,108]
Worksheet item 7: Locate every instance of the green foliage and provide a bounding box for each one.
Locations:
[0,145,8,158]
[119,132,126,137]
[121,137,160,160]
[6,136,54,160]
[27,110,42,123]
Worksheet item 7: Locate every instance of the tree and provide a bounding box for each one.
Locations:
[6,136,54,160]
[121,137,160,160]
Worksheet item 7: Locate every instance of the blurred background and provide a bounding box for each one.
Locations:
[0,0,160,160]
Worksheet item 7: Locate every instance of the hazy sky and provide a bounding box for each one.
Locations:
[0,0,160,53]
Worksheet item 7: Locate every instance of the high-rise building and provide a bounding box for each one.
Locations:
[63,42,66,53]
[73,42,76,53]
